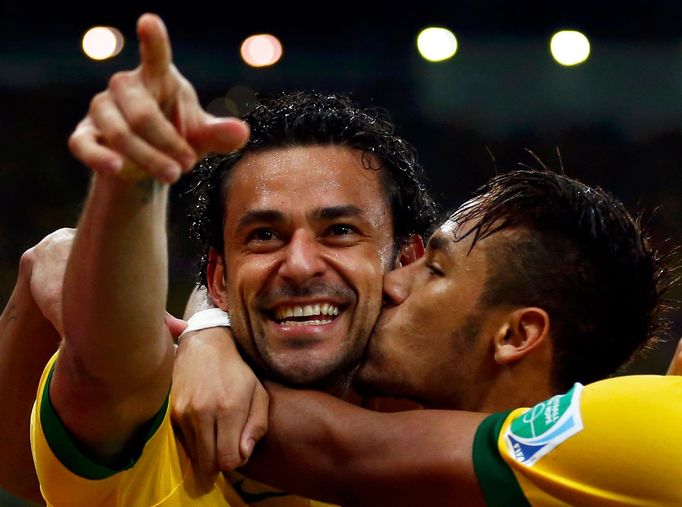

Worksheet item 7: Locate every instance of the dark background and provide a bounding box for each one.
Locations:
[3,4,682,351]
[1,0,681,441]
[2,2,681,355]
[1,2,681,503]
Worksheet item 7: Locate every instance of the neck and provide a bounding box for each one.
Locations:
[430,358,554,413]
[323,368,359,400]
[477,363,555,413]
[269,366,359,400]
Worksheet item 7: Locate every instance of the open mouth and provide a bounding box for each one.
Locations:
[272,303,341,327]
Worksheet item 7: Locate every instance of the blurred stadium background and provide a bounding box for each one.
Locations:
[1,3,681,502]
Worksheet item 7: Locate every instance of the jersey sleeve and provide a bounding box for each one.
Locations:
[473,409,532,507]
[473,376,682,507]
[30,352,184,506]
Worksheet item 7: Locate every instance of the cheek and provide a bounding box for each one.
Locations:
[332,248,385,294]
[376,239,395,271]
[226,259,271,304]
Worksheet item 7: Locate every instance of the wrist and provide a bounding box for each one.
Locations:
[179,308,231,339]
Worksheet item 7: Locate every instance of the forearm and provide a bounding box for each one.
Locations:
[61,174,173,389]
[244,386,487,507]
[0,266,61,501]
[53,174,174,459]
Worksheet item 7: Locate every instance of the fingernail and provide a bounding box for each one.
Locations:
[181,155,196,171]
[164,166,179,183]
[243,438,255,456]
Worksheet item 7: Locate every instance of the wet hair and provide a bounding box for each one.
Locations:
[450,169,676,391]
[187,91,438,286]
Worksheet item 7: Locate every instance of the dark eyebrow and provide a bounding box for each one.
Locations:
[236,209,286,232]
[236,205,364,232]
[315,205,364,221]
[427,233,453,254]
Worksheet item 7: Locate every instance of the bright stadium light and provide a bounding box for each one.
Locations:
[82,26,124,61]
[550,30,591,66]
[240,34,283,67]
[417,27,458,63]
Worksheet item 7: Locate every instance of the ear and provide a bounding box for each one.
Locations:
[206,248,229,311]
[493,307,550,365]
[394,234,425,268]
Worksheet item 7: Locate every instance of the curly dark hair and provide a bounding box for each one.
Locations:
[450,168,676,391]
[187,91,438,286]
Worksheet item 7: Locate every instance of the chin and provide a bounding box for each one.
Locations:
[268,355,352,388]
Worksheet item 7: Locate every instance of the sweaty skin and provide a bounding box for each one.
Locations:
[235,213,681,506]
[208,145,395,389]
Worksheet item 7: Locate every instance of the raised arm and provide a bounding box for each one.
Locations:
[51,170,173,463]
[48,13,248,465]
[243,384,488,507]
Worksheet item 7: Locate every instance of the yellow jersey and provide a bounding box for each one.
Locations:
[473,375,682,506]
[30,353,334,506]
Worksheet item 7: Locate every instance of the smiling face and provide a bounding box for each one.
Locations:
[209,145,395,386]
[355,218,507,408]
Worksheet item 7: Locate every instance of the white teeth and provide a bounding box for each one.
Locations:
[274,303,340,321]
[280,319,332,327]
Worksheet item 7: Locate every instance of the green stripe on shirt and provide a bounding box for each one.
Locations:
[40,358,169,480]
[473,411,531,507]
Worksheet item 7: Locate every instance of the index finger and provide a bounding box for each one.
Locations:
[136,13,172,83]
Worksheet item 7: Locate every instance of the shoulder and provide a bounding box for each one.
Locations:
[478,376,682,506]
[31,352,186,505]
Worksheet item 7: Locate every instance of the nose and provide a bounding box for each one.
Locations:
[278,229,326,285]
[382,264,412,306]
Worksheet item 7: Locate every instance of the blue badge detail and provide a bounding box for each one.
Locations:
[504,383,584,466]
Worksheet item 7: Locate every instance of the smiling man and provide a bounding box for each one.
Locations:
[209,145,391,386]
[189,97,435,392]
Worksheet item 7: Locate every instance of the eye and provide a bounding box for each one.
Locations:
[426,263,444,277]
[244,228,284,253]
[326,223,358,236]
[246,228,278,243]
[321,223,361,246]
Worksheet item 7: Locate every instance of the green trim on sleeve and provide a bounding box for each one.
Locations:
[40,360,170,480]
[473,411,531,507]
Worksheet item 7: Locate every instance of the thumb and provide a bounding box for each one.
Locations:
[192,116,250,156]
[165,311,188,339]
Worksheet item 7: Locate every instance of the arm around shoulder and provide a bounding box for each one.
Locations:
[243,384,488,507]
[0,253,62,502]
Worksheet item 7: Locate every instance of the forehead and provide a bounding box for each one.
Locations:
[428,218,484,261]
[428,219,461,252]
[224,145,390,225]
